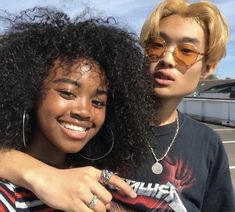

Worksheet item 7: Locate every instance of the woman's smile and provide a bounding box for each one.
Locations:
[58,120,90,140]
[30,58,107,163]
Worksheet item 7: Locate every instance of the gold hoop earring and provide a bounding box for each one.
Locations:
[79,125,114,161]
[22,111,27,149]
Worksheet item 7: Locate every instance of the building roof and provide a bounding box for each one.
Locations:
[197,79,235,93]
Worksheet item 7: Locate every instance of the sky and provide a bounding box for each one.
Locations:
[0,0,234,79]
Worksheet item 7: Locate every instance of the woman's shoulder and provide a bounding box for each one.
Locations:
[0,179,17,211]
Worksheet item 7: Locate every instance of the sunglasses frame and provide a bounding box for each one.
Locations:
[145,36,205,67]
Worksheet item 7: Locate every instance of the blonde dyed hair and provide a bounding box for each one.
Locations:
[140,0,229,66]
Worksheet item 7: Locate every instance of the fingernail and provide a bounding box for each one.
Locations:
[105,203,111,209]
[131,191,137,198]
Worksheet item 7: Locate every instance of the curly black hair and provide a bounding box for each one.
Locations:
[0,7,156,173]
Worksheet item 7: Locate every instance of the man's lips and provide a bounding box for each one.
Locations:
[153,71,175,86]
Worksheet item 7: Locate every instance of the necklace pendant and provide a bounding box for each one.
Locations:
[152,161,163,175]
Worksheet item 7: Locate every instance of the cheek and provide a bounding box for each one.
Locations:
[189,64,203,80]
[182,67,202,91]
[95,109,106,129]
[149,62,157,74]
[36,103,55,129]
[37,94,66,121]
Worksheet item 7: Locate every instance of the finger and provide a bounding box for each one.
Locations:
[94,169,137,198]
[108,174,137,198]
[65,198,95,212]
[88,167,136,198]
[84,173,112,204]
[83,193,107,212]
[100,169,113,185]
[73,173,110,212]
[69,203,94,212]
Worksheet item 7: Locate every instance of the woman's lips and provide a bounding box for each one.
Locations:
[59,121,89,140]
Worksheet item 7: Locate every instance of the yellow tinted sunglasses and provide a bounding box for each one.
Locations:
[145,37,205,67]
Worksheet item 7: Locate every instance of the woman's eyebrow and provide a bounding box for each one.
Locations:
[53,78,108,94]
[53,78,81,87]
[96,88,108,95]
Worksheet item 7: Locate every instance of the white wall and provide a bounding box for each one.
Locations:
[178,97,235,127]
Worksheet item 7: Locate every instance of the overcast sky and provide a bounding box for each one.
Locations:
[0,0,234,79]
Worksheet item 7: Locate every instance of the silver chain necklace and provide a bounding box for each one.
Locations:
[148,114,179,175]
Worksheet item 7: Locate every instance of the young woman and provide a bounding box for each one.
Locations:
[0,7,155,211]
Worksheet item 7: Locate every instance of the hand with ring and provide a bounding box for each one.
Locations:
[100,169,113,185]
[27,166,137,212]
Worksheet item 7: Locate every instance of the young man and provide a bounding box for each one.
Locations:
[0,0,234,212]
[110,0,235,211]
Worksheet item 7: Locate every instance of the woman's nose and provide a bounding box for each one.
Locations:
[70,98,92,120]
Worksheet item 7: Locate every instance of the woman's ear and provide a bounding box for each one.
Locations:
[200,63,217,79]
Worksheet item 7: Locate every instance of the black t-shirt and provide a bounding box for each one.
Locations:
[110,112,235,212]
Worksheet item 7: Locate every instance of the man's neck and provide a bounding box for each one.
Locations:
[158,97,182,126]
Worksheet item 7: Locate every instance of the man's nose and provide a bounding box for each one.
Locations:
[160,45,177,67]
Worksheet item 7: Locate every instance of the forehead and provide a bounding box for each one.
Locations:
[46,58,107,84]
[159,14,206,47]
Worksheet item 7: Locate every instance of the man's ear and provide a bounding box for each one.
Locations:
[200,63,217,79]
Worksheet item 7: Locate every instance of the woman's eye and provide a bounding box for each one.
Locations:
[58,90,76,99]
[92,99,106,108]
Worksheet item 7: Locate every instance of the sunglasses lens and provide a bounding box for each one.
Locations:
[174,44,198,66]
[145,38,201,67]
[145,38,165,61]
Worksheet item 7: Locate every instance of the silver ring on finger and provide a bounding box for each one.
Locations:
[100,169,113,185]
[87,194,99,209]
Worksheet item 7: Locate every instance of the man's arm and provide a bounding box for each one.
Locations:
[0,149,136,211]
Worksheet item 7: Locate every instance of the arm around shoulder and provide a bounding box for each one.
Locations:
[0,149,51,190]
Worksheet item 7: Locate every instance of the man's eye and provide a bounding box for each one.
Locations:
[178,44,197,55]
[179,48,195,55]
[58,90,76,99]
[152,42,164,49]
[92,99,106,108]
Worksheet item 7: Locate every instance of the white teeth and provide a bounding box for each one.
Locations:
[61,123,86,132]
